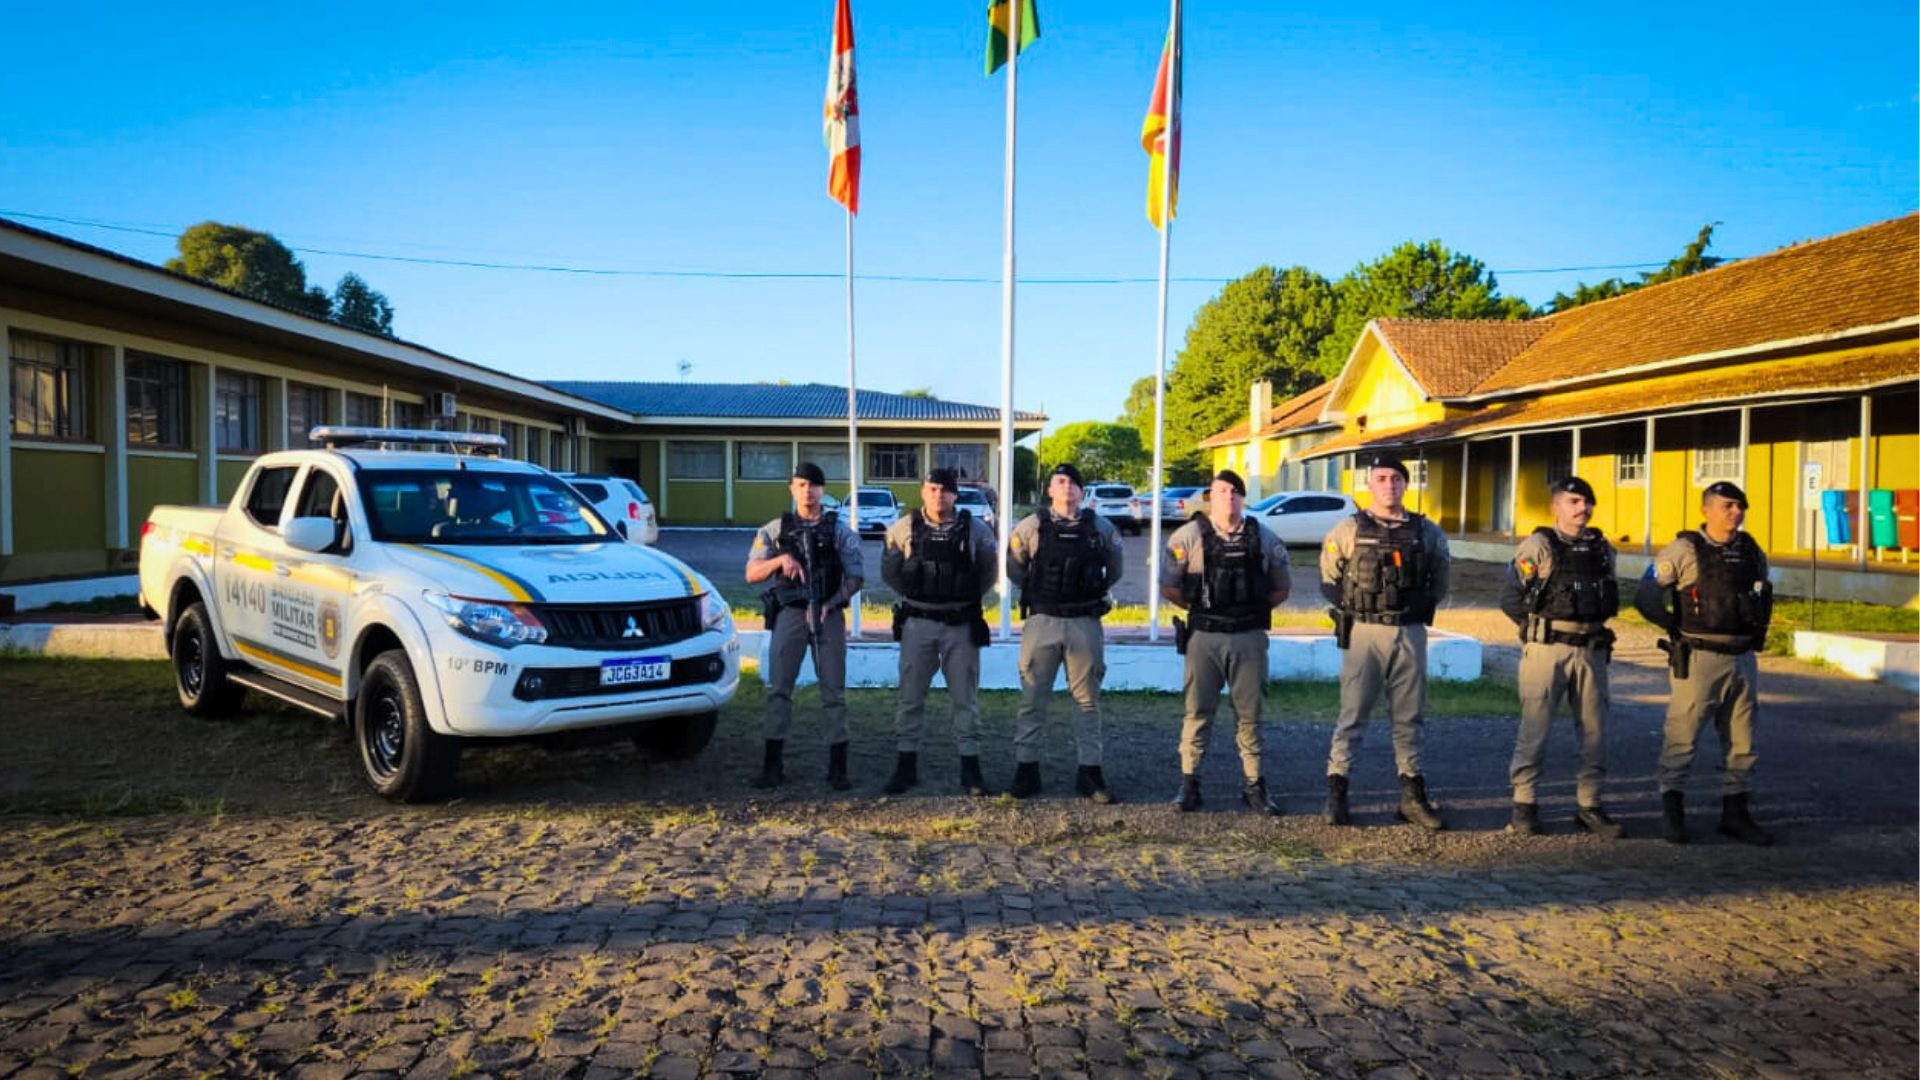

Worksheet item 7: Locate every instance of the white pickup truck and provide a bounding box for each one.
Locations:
[137,427,739,802]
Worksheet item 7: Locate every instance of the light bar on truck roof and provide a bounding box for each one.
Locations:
[308,426,509,454]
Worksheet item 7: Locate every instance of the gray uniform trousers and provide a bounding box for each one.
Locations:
[894,616,982,755]
[1327,621,1427,777]
[1658,649,1759,795]
[1014,613,1106,766]
[764,606,849,744]
[1510,641,1609,805]
[1179,628,1270,780]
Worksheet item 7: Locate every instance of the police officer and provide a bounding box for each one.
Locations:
[1006,463,1125,802]
[1321,454,1452,829]
[880,467,1000,796]
[1159,470,1292,814]
[1633,481,1774,846]
[745,462,865,791]
[1500,476,1624,838]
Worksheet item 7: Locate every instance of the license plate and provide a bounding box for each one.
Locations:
[600,656,671,686]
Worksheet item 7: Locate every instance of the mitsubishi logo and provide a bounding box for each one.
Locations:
[622,616,644,639]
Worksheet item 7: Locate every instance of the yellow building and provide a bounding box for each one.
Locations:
[1205,214,1919,606]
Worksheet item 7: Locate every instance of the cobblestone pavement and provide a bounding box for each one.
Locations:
[1,811,1913,1080]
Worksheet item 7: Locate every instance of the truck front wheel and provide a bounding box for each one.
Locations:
[355,649,460,803]
[173,602,247,718]
[631,710,719,761]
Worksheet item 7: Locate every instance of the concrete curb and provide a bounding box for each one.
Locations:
[0,621,166,660]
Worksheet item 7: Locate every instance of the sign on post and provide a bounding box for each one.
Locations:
[1801,461,1824,511]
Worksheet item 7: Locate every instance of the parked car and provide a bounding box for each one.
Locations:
[1248,490,1359,546]
[952,485,999,533]
[848,486,900,535]
[1147,485,1207,522]
[560,472,658,545]
[1084,482,1142,535]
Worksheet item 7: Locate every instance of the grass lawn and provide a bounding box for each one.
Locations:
[1616,595,1917,655]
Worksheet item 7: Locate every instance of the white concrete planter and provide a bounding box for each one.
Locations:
[1793,631,1919,692]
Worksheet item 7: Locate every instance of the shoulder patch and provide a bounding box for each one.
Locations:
[1655,559,1674,580]
[1324,537,1340,555]
[1170,545,1186,561]
[1516,556,1537,578]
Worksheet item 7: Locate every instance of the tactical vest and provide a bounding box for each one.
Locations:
[771,511,843,607]
[1675,530,1771,639]
[1183,517,1273,632]
[1339,512,1433,624]
[1529,526,1619,624]
[1023,509,1110,616]
[900,510,981,605]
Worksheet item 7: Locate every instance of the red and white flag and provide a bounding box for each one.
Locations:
[824,0,860,213]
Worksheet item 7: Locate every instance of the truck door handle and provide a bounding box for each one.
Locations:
[275,564,292,577]
[219,546,235,560]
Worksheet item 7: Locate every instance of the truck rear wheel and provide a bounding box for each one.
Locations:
[355,649,460,802]
[173,602,247,718]
[631,710,718,760]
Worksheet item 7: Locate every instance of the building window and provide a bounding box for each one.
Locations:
[499,420,524,458]
[288,383,328,447]
[933,443,988,482]
[669,440,725,480]
[343,391,381,426]
[215,371,263,453]
[868,443,920,482]
[797,442,851,482]
[1693,445,1742,485]
[390,400,424,430]
[1615,450,1647,486]
[1407,458,1430,490]
[9,333,91,441]
[469,414,497,435]
[736,441,791,481]
[126,353,188,448]
[549,431,567,470]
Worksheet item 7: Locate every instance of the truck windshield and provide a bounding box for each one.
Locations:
[357,470,614,545]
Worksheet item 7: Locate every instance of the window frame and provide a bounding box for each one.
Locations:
[287,383,328,449]
[1615,450,1648,487]
[668,440,726,481]
[867,443,920,483]
[736,440,793,481]
[214,370,263,454]
[1692,444,1743,486]
[931,442,988,483]
[126,352,189,449]
[9,332,92,443]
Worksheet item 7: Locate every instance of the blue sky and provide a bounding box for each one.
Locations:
[4,2,1914,432]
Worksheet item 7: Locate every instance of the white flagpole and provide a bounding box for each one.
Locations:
[845,208,862,638]
[1146,0,1180,643]
[995,3,1021,642]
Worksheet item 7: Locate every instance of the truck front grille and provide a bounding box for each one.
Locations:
[536,598,703,650]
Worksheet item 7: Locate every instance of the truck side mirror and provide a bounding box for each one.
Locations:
[285,516,338,553]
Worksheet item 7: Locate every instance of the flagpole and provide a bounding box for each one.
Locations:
[845,207,862,638]
[995,2,1021,642]
[1146,0,1180,643]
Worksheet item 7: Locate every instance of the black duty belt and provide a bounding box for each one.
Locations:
[1683,635,1753,656]
[1029,599,1110,619]
[902,604,978,626]
[1351,611,1421,626]
[1189,612,1270,634]
[1546,628,1614,649]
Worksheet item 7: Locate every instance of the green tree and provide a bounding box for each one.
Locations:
[1012,443,1039,502]
[331,272,394,335]
[1316,240,1531,374]
[1038,421,1150,488]
[166,222,331,317]
[900,387,938,399]
[1161,265,1336,480]
[1547,223,1724,313]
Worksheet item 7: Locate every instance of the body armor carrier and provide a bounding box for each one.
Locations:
[1529,526,1619,624]
[900,510,981,606]
[1023,509,1110,617]
[770,511,843,608]
[1339,512,1433,625]
[1183,517,1273,633]
[1675,530,1771,642]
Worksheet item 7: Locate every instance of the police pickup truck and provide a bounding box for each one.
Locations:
[137,427,739,802]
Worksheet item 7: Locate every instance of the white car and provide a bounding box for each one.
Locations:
[560,473,659,545]
[137,427,738,803]
[1085,482,1142,535]
[1248,490,1359,546]
[951,486,999,533]
[849,486,900,535]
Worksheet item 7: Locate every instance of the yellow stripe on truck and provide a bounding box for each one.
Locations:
[400,545,536,602]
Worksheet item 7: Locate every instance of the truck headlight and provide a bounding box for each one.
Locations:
[424,591,548,647]
[700,590,732,633]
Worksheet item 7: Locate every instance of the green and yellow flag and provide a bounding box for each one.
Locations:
[985,0,1040,75]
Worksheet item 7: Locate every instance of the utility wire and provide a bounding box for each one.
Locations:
[3,208,1680,284]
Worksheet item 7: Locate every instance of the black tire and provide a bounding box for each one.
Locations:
[354,649,460,803]
[631,710,718,761]
[172,602,247,718]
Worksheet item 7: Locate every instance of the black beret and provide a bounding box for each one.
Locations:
[1550,476,1597,503]
[925,467,960,492]
[1211,469,1246,497]
[792,462,827,485]
[1703,480,1749,509]
[1362,454,1409,482]
[1049,463,1085,489]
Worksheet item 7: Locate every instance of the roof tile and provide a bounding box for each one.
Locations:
[547,381,1042,423]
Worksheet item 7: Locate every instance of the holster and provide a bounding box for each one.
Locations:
[761,589,781,632]
[969,614,991,649]
[1331,607,1354,651]
[1172,616,1190,656]
[1657,636,1691,680]
[891,602,905,642]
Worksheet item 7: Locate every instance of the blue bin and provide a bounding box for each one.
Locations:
[1868,489,1897,549]
[1821,490,1852,545]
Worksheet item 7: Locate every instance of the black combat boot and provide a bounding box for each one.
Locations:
[1325,774,1351,826]
[1576,804,1624,840]
[1076,766,1115,804]
[1507,801,1542,836]
[1718,793,1773,846]
[959,756,992,797]
[881,751,919,795]
[1009,761,1042,799]
[1396,774,1445,831]
[826,742,851,791]
[1172,773,1202,812]
[1661,790,1688,844]
[1241,777,1283,817]
[752,739,785,790]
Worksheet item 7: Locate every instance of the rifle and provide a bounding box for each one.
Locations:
[797,522,825,646]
